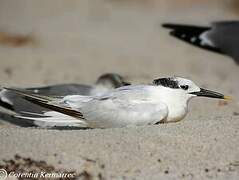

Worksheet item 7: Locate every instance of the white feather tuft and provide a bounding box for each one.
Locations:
[199,31,215,47]
[15,111,88,128]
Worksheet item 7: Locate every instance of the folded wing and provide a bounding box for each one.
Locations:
[5,86,169,128]
[4,87,85,119]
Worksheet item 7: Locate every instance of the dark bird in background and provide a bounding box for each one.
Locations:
[162,21,239,65]
[0,73,130,127]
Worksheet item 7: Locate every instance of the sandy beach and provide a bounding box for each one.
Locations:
[0,0,239,179]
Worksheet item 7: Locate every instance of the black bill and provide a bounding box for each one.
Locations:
[190,88,230,99]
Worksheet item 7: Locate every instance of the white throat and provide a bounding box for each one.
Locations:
[150,86,192,122]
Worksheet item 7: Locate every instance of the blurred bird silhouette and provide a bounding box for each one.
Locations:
[0,73,130,127]
[162,21,239,65]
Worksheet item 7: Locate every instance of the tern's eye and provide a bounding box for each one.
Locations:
[180,85,189,90]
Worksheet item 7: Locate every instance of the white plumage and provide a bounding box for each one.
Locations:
[8,77,229,129]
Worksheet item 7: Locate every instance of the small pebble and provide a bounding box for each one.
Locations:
[164,170,169,174]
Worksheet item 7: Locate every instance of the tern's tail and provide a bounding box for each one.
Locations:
[162,23,222,54]
[4,87,84,119]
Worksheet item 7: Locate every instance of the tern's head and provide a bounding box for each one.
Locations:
[96,73,131,88]
[153,77,231,100]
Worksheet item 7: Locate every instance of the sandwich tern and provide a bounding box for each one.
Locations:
[5,77,231,128]
[162,21,239,64]
[0,73,130,119]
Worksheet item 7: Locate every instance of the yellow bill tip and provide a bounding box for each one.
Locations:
[223,95,233,100]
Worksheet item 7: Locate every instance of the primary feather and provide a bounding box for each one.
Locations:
[4,87,84,119]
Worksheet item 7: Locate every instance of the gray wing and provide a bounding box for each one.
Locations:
[27,83,92,96]
[0,84,92,114]
[78,86,168,128]
[162,21,239,64]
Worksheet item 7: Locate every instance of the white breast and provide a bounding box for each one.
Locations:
[165,103,188,123]
[148,86,189,123]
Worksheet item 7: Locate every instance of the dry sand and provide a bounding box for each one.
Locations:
[0,0,239,179]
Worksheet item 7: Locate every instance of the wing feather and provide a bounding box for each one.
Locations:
[79,87,168,128]
[4,87,84,119]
